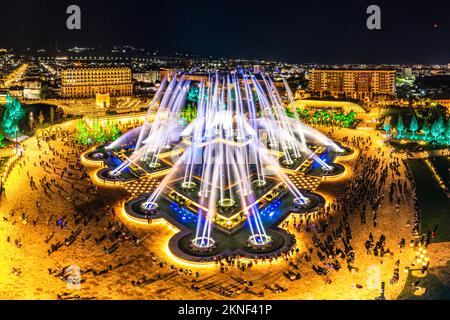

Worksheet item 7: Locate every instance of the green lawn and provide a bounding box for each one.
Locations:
[398,262,450,300]
[407,159,450,243]
[398,159,450,300]
[430,157,450,189]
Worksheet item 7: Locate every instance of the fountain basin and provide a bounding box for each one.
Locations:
[248,234,273,249]
[181,181,197,191]
[293,197,311,208]
[190,237,217,252]
[253,179,267,188]
[141,201,159,214]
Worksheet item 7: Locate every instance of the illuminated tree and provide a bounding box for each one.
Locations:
[285,108,293,118]
[2,95,27,138]
[344,111,356,128]
[183,104,193,123]
[409,114,419,138]
[187,85,199,103]
[331,112,339,126]
[431,120,441,140]
[103,120,112,141]
[321,110,331,125]
[50,106,55,124]
[110,124,122,141]
[437,114,445,136]
[28,112,35,133]
[334,112,343,127]
[312,111,321,124]
[383,120,391,137]
[301,109,309,121]
[252,90,259,103]
[421,118,430,139]
[0,131,5,148]
[396,115,404,137]
[38,111,45,128]
[446,118,450,142]
[91,121,106,144]
[75,120,90,145]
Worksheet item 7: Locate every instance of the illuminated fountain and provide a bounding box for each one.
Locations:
[148,162,162,169]
[191,236,217,252]
[248,234,273,249]
[180,181,197,191]
[293,196,311,208]
[108,170,121,178]
[141,201,159,214]
[96,72,350,261]
[253,179,267,188]
[321,165,335,174]
[92,152,104,160]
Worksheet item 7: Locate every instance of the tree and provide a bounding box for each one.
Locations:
[446,118,450,142]
[285,108,293,118]
[320,110,330,125]
[437,114,445,136]
[336,112,345,127]
[110,125,122,141]
[28,112,35,134]
[49,106,55,124]
[312,111,321,124]
[396,115,404,137]
[184,104,193,123]
[91,121,106,144]
[38,110,45,128]
[344,111,356,128]
[422,118,430,139]
[301,109,309,121]
[2,95,27,138]
[76,120,90,145]
[409,114,419,138]
[187,85,199,103]
[0,131,5,148]
[431,120,441,140]
[383,119,391,137]
[103,120,112,141]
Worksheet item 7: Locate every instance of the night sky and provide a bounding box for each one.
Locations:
[1,0,449,64]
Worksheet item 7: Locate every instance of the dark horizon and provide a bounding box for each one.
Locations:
[1,0,449,65]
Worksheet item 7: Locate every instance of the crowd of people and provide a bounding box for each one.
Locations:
[0,119,424,299]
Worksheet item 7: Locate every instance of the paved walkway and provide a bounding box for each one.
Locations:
[0,123,428,300]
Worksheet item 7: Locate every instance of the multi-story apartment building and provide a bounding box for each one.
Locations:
[133,70,160,83]
[308,69,396,99]
[61,67,133,98]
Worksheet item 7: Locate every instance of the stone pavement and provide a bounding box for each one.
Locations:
[0,123,426,300]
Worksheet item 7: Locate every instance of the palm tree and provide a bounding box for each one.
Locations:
[319,110,329,125]
[312,111,321,124]
[301,109,310,122]
[320,110,328,125]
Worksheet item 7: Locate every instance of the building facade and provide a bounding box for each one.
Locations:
[431,93,450,111]
[133,70,160,83]
[159,68,178,81]
[308,69,396,99]
[61,67,133,98]
[22,78,42,100]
